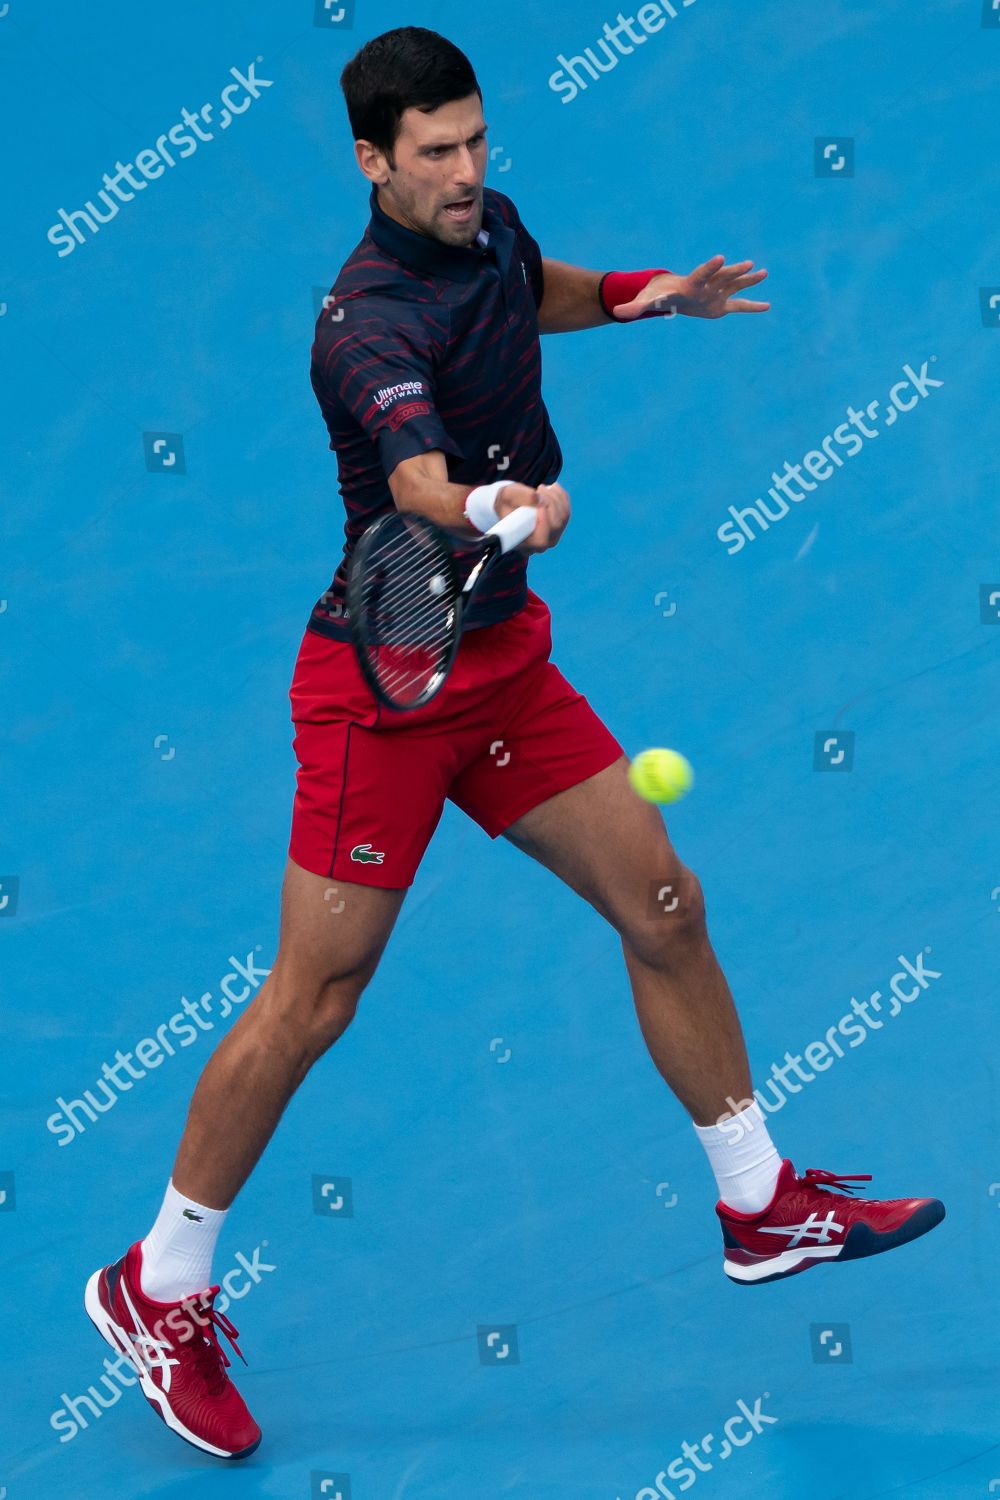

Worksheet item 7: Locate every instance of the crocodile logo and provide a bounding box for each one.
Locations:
[350,842,385,864]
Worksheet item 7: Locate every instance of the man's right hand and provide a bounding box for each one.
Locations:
[496,481,571,553]
[388,452,571,551]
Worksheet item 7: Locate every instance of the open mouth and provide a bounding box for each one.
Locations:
[443,198,476,222]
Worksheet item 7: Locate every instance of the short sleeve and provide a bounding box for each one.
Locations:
[315,304,464,478]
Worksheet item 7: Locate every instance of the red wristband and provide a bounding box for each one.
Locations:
[598,268,672,319]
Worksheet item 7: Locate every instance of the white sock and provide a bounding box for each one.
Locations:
[139,1179,228,1302]
[693,1099,783,1213]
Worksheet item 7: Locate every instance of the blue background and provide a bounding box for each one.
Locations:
[2,0,998,1495]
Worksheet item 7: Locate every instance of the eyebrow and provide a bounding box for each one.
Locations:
[417,124,489,154]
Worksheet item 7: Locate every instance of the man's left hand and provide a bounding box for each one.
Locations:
[612,256,770,321]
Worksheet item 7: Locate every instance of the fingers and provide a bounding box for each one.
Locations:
[524,492,552,549]
[497,482,570,550]
[708,258,754,279]
[689,253,726,282]
[539,484,570,528]
[529,484,571,550]
[494,482,570,550]
[496,481,542,517]
[725,268,768,292]
[701,259,771,315]
[697,258,768,292]
[725,297,771,313]
[526,510,555,552]
[538,483,570,523]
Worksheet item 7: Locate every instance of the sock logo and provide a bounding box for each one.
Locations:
[182,1209,204,1222]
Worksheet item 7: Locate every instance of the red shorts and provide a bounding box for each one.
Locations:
[287,589,624,888]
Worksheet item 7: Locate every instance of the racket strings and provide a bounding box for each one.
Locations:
[357,516,455,706]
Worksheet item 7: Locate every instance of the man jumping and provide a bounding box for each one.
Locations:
[85,25,945,1460]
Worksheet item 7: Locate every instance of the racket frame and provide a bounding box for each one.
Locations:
[347,510,465,712]
[347,506,532,712]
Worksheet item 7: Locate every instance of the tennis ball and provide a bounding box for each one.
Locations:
[628,748,694,804]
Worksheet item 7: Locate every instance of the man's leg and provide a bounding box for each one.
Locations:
[137,858,405,1304]
[173,857,405,1208]
[499,752,945,1277]
[84,858,405,1457]
[503,754,750,1127]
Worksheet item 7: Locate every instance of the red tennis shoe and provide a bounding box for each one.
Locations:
[84,1241,261,1458]
[718,1159,945,1285]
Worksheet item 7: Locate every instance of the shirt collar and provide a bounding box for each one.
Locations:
[367,183,513,285]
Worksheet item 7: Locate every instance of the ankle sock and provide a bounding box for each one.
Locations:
[693,1099,783,1213]
[139,1179,227,1302]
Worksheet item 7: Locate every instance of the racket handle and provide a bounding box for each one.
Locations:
[485,505,538,553]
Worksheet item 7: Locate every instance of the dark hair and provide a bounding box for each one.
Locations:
[340,27,482,166]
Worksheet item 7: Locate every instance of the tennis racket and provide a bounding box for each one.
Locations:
[346,504,538,711]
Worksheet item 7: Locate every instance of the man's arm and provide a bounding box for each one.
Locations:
[536,254,770,334]
[537,258,615,334]
[387,450,569,554]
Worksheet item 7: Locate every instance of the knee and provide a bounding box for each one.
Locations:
[304,974,367,1060]
[621,866,708,967]
[257,956,375,1067]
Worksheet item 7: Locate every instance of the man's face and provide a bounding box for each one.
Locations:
[365,93,489,247]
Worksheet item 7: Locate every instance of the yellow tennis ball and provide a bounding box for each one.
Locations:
[628,748,694,804]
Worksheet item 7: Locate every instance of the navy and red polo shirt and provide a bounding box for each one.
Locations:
[306,182,563,641]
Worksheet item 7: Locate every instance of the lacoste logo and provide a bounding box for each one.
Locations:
[386,399,431,432]
[182,1209,204,1222]
[350,842,385,864]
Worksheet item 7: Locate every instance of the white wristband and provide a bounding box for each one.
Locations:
[464,479,512,533]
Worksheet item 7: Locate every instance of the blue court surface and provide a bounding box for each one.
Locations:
[3,1,999,1495]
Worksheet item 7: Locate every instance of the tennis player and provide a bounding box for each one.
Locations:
[85,26,945,1459]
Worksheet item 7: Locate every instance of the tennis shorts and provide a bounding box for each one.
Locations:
[287,588,624,888]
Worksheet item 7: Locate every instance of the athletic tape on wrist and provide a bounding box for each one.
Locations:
[598,268,673,320]
[464,479,512,533]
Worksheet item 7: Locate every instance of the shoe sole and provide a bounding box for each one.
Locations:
[84,1268,261,1460]
[722,1199,946,1286]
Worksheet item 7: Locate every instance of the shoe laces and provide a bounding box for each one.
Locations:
[802,1168,873,1197]
[184,1289,248,1398]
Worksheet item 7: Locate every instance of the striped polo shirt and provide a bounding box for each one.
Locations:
[306,182,563,640]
